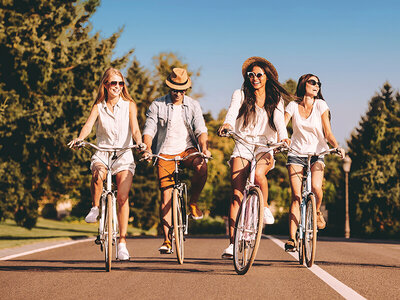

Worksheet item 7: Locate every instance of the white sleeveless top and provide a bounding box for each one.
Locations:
[285,99,329,157]
[90,97,135,174]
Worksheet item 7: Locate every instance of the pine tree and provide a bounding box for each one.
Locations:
[0,0,132,228]
[347,83,400,237]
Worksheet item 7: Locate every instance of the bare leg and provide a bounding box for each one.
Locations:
[183,155,208,204]
[229,157,250,243]
[254,152,274,208]
[161,187,173,243]
[90,163,107,207]
[115,170,133,244]
[287,164,304,240]
[311,162,325,211]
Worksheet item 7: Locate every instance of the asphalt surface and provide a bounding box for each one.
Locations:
[0,235,399,299]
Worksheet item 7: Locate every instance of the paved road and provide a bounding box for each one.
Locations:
[0,235,399,299]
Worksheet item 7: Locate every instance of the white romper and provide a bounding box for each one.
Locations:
[223,89,288,162]
[90,97,136,175]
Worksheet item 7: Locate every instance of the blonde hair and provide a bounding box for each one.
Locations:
[93,67,134,105]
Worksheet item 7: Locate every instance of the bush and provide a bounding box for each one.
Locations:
[41,203,58,220]
[189,216,226,235]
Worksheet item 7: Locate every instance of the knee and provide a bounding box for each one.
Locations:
[312,184,322,194]
[254,170,266,183]
[92,172,104,185]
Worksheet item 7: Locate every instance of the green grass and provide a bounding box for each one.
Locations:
[0,218,157,250]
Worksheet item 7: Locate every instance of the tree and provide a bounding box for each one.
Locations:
[347,82,400,237]
[0,0,132,228]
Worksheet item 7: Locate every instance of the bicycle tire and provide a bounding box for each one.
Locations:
[105,193,113,272]
[304,194,317,267]
[233,186,264,275]
[172,188,184,264]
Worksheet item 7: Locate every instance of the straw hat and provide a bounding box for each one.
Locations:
[165,68,192,90]
[241,56,278,80]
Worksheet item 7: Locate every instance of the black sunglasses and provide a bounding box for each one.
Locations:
[171,89,187,94]
[247,72,265,79]
[307,79,321,87]
[109,81,125,87]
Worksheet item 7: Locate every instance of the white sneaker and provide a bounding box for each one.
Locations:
[221,243,233,259]
[117,243,130,261]
[85,207,99,223]
[263,207,275,224]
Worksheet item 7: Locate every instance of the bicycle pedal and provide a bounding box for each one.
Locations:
[95,235,101,245]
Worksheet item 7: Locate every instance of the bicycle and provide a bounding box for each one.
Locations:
[143,151,211,265]
[288,148,341,267]
[221,130,288,275]
[72,140,141,272]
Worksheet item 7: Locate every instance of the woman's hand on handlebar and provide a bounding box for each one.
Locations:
[68,138,83,149]
[281,138,291,147]
[336,147,345,159]
[217,123,233,137]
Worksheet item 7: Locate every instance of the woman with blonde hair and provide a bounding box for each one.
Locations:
[68,67,145,260]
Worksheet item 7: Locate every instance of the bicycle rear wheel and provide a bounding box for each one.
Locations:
[172,188,184,264]
[105,193,113,272]
[233,186,264,275]
[304,194,317,267]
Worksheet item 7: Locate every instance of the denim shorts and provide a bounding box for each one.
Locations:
[286,155,325,168]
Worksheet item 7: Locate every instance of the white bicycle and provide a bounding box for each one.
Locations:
[72,141,141,272]
[221,130,288,275]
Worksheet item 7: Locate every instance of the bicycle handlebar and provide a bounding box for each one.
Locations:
[220,130,289,151]
[140,151,212,162]
[289,147,341,157]
[73,140,142,152]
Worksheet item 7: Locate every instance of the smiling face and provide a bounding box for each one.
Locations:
[106,74,124,99]
[305,75,320,98]
[249,66,267,90]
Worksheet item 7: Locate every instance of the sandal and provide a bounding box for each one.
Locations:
[285,239,296,252]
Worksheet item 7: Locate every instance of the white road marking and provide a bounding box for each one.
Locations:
[0,238,93,261]
[264,234,367,300]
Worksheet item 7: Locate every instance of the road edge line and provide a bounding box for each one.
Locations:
[264,234,366,300]
[0,238,94,261]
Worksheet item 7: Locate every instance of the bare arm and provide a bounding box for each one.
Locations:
[198,132,211,157]
[321,110,345,158]
[129,101,143,145]
[68,105,98,147]
[143,134,153,154]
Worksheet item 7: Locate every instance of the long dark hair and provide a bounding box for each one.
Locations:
[237,62,291,131]
[295,73,324,101]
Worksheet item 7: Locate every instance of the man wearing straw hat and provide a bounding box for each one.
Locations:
[143,68,211,254]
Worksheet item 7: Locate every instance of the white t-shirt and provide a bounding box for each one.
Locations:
[224,89,288,143]
[285,99,329,156]
[160,104,194,155]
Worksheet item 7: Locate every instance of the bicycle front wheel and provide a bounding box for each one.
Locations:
[304,194,317,267]
[172,188,184,264]
[105,193,113,272]
[233,186,264,275]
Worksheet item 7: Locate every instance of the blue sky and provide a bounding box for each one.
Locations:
[90,0,400,146]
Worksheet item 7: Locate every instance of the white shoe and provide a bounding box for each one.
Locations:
[221,243,233,259]
[118,243,130,261]
[263,207,275,224]
[85,207,99,223]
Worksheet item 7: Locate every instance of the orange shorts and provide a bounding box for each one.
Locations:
[157,147,198,189]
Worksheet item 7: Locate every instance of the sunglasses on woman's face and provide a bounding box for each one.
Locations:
[307,79,321,87]
[247,72,265,79]
[109,81,125,87]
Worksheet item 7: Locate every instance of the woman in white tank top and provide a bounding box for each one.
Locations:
[68,68,145,260]
[283,74,345,252]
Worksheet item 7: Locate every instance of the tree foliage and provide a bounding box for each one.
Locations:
[347,82,400,237]
[0,0,132,228]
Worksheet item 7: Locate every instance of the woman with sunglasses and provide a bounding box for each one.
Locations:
[218,57,291,259]
[68,67,145,260]
[284,74,345,252]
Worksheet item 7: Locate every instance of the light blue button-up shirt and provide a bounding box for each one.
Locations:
[143,94,208,155]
